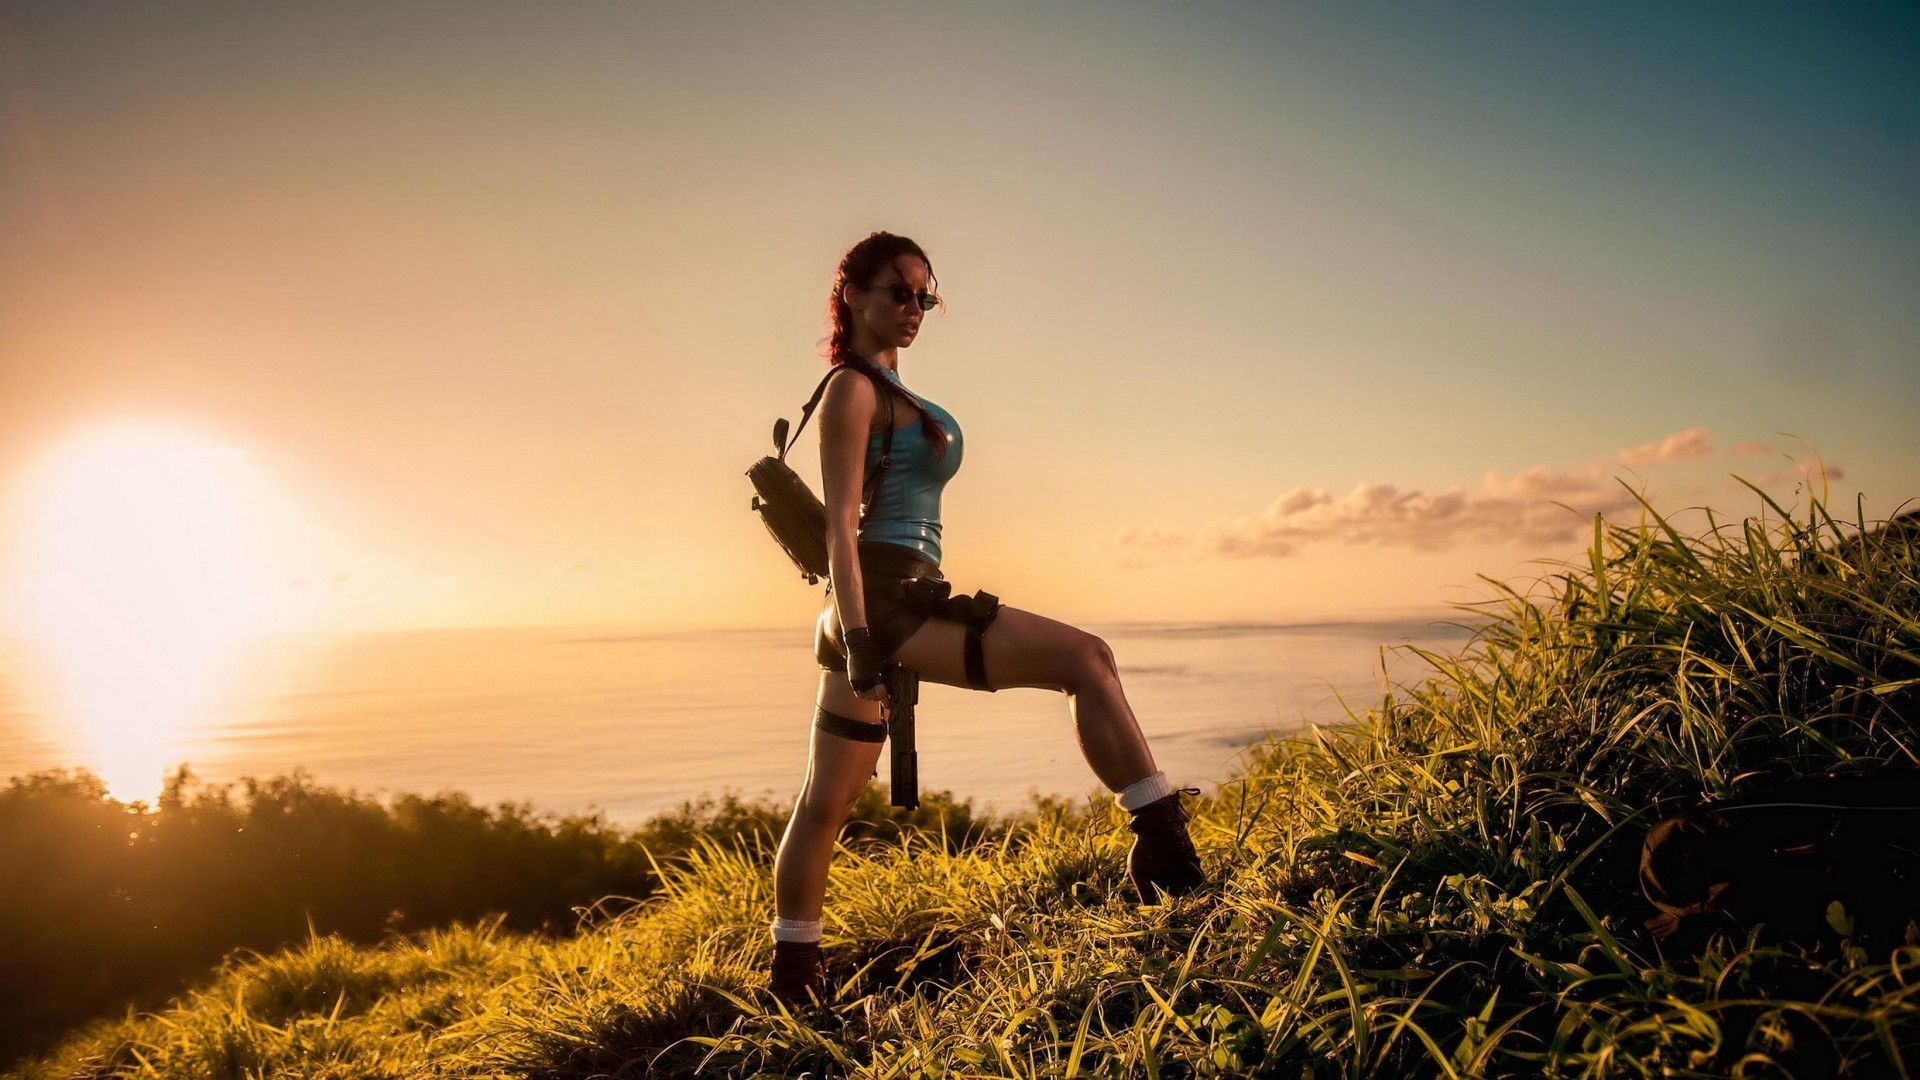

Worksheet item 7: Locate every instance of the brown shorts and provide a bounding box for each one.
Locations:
[817,538,1013,687]
[815,541,942,668]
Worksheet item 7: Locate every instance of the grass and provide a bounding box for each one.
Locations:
[0,758,1003,1062]
[11,487,1919,1079]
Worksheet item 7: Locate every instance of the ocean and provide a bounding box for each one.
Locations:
[0,619,1474,826]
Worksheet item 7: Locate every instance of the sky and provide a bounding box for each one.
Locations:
[1,0,1916,641]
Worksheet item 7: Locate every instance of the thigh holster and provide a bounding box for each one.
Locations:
[902,577,1002,692]
[814,705,886,743]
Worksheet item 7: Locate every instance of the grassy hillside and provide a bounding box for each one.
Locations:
[0,764,1002,1064]
[14,491,1919,1078]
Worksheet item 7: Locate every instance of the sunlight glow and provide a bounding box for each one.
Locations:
[12,420,296,802]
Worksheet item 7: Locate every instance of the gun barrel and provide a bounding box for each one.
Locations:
[887,665,921,810]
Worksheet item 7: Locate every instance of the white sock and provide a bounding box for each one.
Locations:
[770,917,823,944]
[1116,770,1172,811]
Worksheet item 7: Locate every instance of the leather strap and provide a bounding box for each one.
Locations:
[779,355,930,513]
[814,705,887,743]
[961,590,1000,692]
[877,389,895,509]
[899,578,1001,692]
[965,590,1001,632]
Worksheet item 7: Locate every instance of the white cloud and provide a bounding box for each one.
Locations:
[1118,429,1722,562]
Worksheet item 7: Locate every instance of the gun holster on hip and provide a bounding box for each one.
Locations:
[898,576,1001,692]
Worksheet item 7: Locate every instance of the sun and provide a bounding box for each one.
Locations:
[9,420,295,802]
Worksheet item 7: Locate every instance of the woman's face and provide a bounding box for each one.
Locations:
[846,255,932,351]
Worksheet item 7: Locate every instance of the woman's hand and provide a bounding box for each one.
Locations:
[845,627,894,707]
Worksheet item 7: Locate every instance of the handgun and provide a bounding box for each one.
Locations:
[885,663,920,810]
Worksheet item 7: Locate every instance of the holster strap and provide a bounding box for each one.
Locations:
[959,590,999,691]
[899,577,1001,692]
[814,705,887,743]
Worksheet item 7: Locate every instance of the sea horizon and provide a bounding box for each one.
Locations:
[0,615,1475,827]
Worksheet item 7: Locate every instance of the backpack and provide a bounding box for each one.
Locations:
[746,357,922,584]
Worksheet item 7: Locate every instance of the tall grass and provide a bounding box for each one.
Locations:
[0,766,1003,1065]
[13,490,1918,1079]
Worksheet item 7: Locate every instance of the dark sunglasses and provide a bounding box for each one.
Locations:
[868,281,940,312]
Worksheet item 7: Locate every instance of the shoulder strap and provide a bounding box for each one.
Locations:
[871,386,897,510]
[778,359,909,511]
[777,367,847,461]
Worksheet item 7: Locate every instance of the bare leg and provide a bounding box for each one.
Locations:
[773,671,887,922]
[891,607,1159,792]
[1065,635,1158,792]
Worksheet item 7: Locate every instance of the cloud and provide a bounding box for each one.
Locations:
[1731,441,1773,458]
[1117,429,1721,562]
[1195,474,1633,559]
[1616,428,1713,468]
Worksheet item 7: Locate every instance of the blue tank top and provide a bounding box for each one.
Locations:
[857,364,963,564]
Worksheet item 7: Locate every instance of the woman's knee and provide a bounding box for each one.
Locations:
[799,759,873,817]
[1063,631,1118,692]
[795,781,859,824]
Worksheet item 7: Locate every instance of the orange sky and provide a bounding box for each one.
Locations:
[2,2,1915,642]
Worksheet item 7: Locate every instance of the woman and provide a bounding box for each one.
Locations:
[768,231,1207,1006]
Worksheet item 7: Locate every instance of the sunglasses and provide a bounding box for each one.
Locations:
[868,281,941,312]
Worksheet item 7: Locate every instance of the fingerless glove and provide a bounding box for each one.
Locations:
[844,626,886,693]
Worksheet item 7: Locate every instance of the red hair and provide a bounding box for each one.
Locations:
[816,231,952,460]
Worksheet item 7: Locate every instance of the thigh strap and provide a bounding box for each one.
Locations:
[959,590,1001,692]
[814,705,886,743]
[901,577,1003,692]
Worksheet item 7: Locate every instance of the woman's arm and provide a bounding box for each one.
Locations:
[819,366,877,650]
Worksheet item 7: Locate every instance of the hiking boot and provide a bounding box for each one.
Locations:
[1126,787,1206,902]
[769,940,828,1006]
